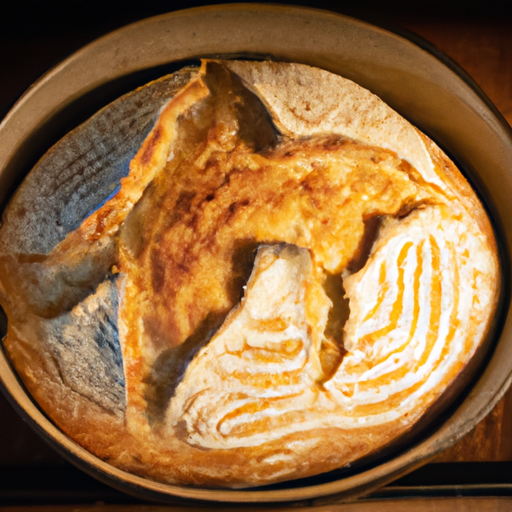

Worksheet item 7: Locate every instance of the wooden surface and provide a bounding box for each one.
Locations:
[2,498,512,512]
[397,13,512,462]
[0,0,511,503]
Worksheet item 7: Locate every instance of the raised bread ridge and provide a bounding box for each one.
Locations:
[223,60,448,193]
[223,59,498,266]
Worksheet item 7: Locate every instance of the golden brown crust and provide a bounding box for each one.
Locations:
[0,59,501,489]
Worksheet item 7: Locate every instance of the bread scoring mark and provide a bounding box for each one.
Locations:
[358,241,412,349]
[363,261,388,322]
[227,338,304,363]
[418,236,442,368]
[217,392,306,438]
[354,240,425,381]
[231,369,303,388]
[321,272,349,376]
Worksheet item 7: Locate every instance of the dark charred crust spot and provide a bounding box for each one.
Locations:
[301,180,313,192]
[177,262,189,273]
[228,199,250,214]
[150,251,166,294]
[166,190,196,227]
[141,125,163,165]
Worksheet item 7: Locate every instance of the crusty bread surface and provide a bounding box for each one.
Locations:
[0,60,500,488]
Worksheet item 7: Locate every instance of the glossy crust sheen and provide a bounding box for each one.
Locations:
[0,60,500,488]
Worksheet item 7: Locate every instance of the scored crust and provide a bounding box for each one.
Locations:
[223,60,494,236]
[0,59,500,488]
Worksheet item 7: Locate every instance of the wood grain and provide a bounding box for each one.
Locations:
[401,18,512,125]
[397,16,512,462]
[2,497,512,511]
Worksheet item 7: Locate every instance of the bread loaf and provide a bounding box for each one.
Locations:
[0,60,500,488]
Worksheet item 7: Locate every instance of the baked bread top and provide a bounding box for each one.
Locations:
[0,60,500,488]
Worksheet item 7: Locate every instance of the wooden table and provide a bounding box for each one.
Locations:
[1,0,511,508]
[397,9,512,464]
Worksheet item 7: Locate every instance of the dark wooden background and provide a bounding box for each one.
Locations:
[1,0,512,507]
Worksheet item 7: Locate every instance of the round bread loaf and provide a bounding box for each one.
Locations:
[0,60,500,488]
